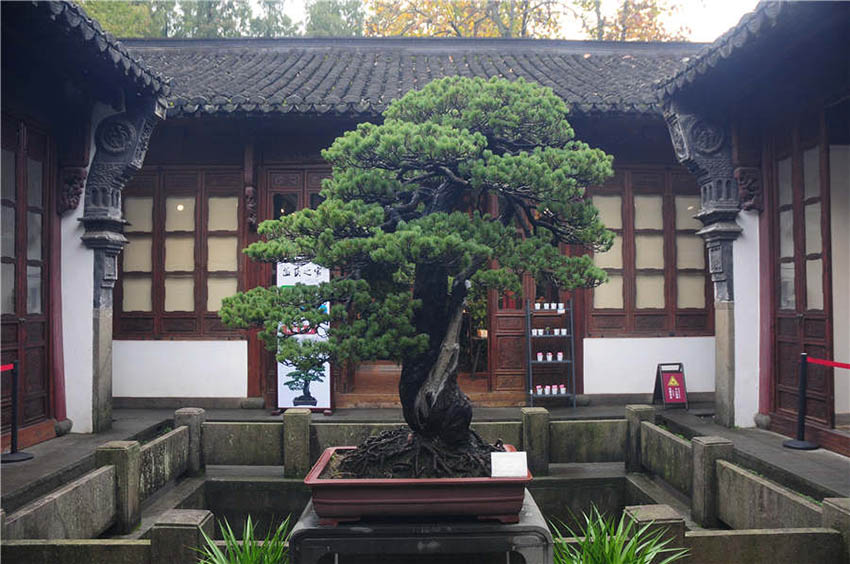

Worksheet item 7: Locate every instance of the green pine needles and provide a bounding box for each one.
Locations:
[552,507,689,564]
[220,76,614,450]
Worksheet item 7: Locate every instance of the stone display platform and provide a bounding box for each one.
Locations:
[289,489,553,564]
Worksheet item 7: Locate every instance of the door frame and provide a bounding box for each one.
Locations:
[1,111,57,438]
[763,110,836,429]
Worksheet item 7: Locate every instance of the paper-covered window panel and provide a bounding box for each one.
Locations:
[633,195,663,229]
[674,196,701,230]
[123,276,152,312]
[1,263,14,315]
[27,212,41,261]
[591,195,622,230]
[677,274,705,309]
[779,209,794,259]
[164,276,195,312]
[593,274,623,309]
[26,265,41,314]
[208,196,239,231]
[635,234,664,269]
[1,149,15,201]
[125,197,153,232]
[676,235,705,270]
[165,196,195,231]
[593,235,622,269]
[635,274,664,309]
[27,158,43,208]
[779,262,795,310]
[777,157,793,206]
[207,236,238,272]
[207,277,238,312]
[806,259,823,311]
[1,206,13,257]
[805,203,822,255]
[803,147,820,200]
[123,235,152,272]
[165,236,195,272]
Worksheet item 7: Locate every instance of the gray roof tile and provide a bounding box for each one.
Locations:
[123,38,703,118]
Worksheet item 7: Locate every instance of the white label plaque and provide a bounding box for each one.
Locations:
[490,451,528,478]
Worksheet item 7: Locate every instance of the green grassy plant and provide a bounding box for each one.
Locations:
[196,515,291,564]
[551,507,688,564]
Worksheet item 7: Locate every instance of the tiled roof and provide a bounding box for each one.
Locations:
[123,38,703,118]
[34,1,170,98]
[657,1,845,98]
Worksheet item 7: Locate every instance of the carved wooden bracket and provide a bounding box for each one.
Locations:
[57,166,87,215]
[735,166,762,212]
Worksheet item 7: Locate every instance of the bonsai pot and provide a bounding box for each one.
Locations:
[304,445,532,526]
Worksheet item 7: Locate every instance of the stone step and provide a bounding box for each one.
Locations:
[626,472,702,531]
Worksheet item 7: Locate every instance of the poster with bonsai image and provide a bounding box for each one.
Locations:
[276,261,331,409]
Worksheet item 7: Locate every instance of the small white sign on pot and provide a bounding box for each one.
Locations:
[491,451,528,477]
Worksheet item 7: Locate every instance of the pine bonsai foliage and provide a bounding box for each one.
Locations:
[220,76,614,477]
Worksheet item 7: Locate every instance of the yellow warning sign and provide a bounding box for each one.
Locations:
[667,375,680,387]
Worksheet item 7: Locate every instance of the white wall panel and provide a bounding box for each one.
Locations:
[113,340,248,398]
[583,337,715,394]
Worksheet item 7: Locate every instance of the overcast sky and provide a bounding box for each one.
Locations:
[278,0,762,42]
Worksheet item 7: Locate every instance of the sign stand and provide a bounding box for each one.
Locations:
[652,363,688,409]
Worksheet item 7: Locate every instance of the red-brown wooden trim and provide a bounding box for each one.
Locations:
[1,418,56,452]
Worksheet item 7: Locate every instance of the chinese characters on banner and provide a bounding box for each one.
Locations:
[276,261,331,410]
[652,363,688,409]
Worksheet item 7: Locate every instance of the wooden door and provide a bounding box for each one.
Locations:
[772,116,834,426]
[1,115,52,432]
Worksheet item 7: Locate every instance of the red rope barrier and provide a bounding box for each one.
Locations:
[0,363,14,372]
[807,357,850,370]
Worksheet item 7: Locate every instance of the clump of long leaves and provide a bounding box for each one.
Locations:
[551,507,688,564]
[196,515,291,564]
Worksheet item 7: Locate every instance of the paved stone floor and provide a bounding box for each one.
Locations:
[660,410,850,498]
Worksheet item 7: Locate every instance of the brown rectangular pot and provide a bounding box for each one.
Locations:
[304,445,532,526]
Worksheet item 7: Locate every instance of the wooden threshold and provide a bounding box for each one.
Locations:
[769,411,850,457]
[1,418,56,452]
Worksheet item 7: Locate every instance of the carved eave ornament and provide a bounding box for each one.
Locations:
[662,99,741,302]
[81,97,164,302]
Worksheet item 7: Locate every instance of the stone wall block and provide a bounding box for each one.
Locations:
[822,498,850,564]
[284,408,312,478]
[521,407,549,476]
[174,407,206,475]
[624,504,685,553]
[95,440,141,534]
[150,509,213,564]
[625,405,655,473]
[691,436,734,528]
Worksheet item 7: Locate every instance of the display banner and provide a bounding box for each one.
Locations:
[276,261,331,410]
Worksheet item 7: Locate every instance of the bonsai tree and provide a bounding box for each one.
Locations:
[221,76,614,477]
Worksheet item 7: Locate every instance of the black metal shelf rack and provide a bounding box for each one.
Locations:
[525,298,577,408]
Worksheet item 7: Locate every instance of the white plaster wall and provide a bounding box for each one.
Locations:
[61,198,94,432]
[583,337,715,394]
[733,211,761,427]
[113,341,248,397]
[830,145,850,416]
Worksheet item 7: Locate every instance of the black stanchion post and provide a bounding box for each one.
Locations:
[2,360,34,463]
[783,353,818,450]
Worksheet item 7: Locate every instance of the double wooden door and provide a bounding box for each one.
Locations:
[1,114,52,432]
[771,118,834,426]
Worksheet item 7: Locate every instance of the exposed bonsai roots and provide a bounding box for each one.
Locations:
[337,427,505,479]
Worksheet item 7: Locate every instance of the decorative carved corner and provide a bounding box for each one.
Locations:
[58,167,87,216]
[735,166,762,212]
[245,184,257,230]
